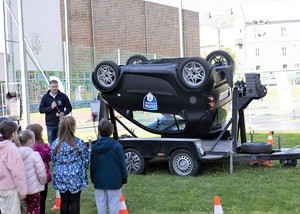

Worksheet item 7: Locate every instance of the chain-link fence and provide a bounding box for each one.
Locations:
[2,0,200,115]
[1,0,300,132]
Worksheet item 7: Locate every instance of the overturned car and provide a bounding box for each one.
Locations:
[92,50,235,139]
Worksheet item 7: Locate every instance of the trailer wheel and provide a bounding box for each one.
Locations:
[280,159,297,167]
[169,149,199,176]
[178,57,211,89]
[126,54,148,65]
[124,148,147,174]
[239,142,272,154]
[93,60,120,91]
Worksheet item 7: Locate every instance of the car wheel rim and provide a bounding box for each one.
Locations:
[173,154,192,175]
[97,65,116,87]
[125,152,140,173]
[209,55,229,66]
[182,62,206,87]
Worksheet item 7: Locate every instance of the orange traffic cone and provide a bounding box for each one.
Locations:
[214,196,224,214]
[119,193,128,214]
[52,190,61,210]
[268,131,274,145]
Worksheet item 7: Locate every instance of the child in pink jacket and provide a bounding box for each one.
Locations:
[26,123,52,214]
[18,130,47,214]
[0,120,27,214]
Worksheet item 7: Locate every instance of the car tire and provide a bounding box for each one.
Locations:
[126,54,148,65]
[280,159,297,167]
[124,148,147,174]
[178,57,211,89]
[206,50,234,67]
[239,142,272,154]
[93,60,120,91]
[169,149,199,176]
[91,71,103,92]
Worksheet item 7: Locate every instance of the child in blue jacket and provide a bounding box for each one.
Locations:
[51,116,89,214]
[90,119,128,214]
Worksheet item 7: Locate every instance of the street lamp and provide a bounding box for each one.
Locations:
[217,20,225,49]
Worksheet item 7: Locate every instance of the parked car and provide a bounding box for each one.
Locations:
[92,50,235,138]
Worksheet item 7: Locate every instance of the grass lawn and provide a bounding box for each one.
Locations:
[44,133,300,214]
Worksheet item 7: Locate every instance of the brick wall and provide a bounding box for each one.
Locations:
[60,0,200,70]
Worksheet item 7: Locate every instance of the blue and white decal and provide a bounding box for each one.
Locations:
[143,92,158,111]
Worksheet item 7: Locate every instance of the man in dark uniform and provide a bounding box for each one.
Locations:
[39,80,72,145]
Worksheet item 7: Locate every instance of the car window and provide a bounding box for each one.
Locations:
[131,111,186,133]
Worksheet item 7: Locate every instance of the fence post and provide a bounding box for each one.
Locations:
[118,49,121,65]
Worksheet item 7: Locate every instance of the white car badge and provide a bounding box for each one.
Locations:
[143,92,158,111]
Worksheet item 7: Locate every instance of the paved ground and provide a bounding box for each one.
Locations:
[243,85,300,132]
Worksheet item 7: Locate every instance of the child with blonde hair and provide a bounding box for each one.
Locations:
[51,116,89,214]
[26,123,52,214]
[18,130,47,214]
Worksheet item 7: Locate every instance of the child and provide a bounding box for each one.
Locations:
[0,120,27,214]
[90,118,128,214]
[0,117,8,141]
[26,124,52,214]
[51,116,89,214]
[18,130,47,214]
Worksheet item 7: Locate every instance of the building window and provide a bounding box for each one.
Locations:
[28,71,35,79]
[282,47,287,56]
[281,27,286,37]
[255,48,260,56]
[283,64,287,69]
[254,28,259,38]
[256,65,261,70]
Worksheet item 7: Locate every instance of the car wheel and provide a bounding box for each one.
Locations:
[124,148,147,174]
[239,142,272,154]
[280,159,297,167]
[126,54,148,65]
[91,71,103,92]
[169,149,199,176]
[178,57,211,89]
[93,61,120,91]
[206,50,234,67]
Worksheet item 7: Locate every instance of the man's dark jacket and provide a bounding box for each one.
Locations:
[39,90,72,126]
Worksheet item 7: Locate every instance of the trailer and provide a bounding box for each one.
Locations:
[92,51,300,176]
